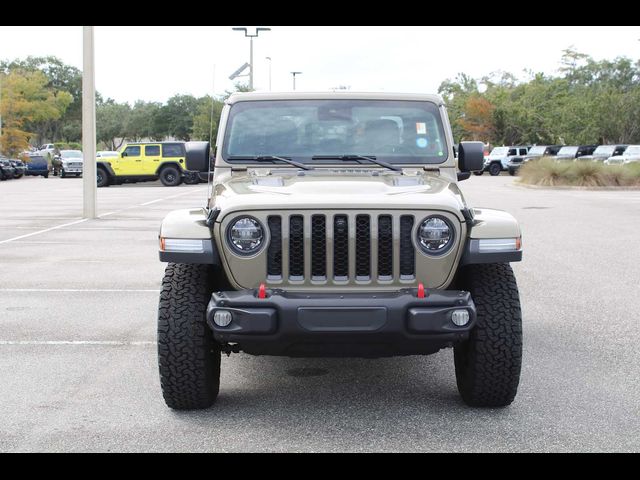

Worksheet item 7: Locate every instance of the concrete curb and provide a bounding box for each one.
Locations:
[514,182,640,191]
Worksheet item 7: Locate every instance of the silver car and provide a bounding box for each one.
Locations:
[604,145,640,165]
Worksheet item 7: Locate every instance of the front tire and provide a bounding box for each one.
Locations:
[489,162,502,176]
[96,167,109,187]
[158,263,220,410]
[159,166,182,187]
[454,263,522,407]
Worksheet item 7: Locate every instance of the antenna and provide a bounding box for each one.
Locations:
[207,64,216,203]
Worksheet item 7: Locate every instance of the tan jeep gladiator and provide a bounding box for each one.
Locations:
[158,92,523,409]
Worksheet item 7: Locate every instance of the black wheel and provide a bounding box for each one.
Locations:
[508,167,516,176]
[489,162,502,176]
[43,172,49,178]
[60,170,66,178]
[158,263,220,410]
[454,263,522,407]
[159,166,182,187]
[96,167,109,187]
[473,170,484,176]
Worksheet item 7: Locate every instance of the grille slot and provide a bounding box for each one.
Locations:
[267,216,282,278]
[400,215,415,277]
[355,215,371,279]
[378,215,393,279]
[333,215,349,279]
[263,212,419,285]
[311,215,326,279]
[289,215,304,279]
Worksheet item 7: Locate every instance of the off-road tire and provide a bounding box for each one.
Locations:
[158,263,220,410]
[454,263,522,407]
[508,167,516,176]
[96,167,109,187]
[489,162,502,176]
[159,166,182,187]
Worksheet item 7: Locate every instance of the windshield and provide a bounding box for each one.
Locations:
[557,146,578,156]
[625,146,640,155]
[489,147,509,156]
[222,99,448,165]
[528,146,547,155]
[593,146,615,156]
[61,150,82,158]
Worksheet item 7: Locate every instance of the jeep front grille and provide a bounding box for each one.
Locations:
[266,212,416,285]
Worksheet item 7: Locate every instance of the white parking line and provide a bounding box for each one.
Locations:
[0,288,159,292]
[0,187,206,245]
[0,218,89,245]
[0,340,154,346]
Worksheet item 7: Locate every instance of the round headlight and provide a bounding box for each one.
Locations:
[417,216,454,254]
[227,216,264,254]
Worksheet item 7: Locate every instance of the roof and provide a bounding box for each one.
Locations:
[226,91,445,104]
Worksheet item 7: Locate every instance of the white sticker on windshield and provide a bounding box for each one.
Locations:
[416,122,427,135]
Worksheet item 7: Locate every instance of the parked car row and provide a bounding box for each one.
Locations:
[0,156,27,180]
[476,144,640,176]
[3,141,206,186]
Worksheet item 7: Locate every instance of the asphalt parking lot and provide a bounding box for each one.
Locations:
[1,174,639,452]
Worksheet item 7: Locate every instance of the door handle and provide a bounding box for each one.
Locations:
[154,159,159,161]
[135,160,142,162]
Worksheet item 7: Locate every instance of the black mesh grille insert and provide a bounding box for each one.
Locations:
[267,216,282,277]
[311,215,326,278]
[289,215,304,278]
[400,216,415,277]
[378,215,393,278]
[333,215,349,278]
[355,215,370,278]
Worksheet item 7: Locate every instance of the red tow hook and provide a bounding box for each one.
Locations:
[417,282,426,298]
[258,283,267,299]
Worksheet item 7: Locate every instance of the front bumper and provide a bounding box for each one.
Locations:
[206,288,476,357]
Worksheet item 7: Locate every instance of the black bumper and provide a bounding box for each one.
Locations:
[206,288,476,358]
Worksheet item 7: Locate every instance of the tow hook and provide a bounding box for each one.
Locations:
[220,343,240,356]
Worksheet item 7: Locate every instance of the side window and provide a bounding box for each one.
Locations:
[519,148,527,156]
[162,144,185,158]
[145,145,160,156]
[123,146,141,157]
[508,149,517,156]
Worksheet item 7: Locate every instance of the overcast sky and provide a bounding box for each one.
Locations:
[1,26,639,103]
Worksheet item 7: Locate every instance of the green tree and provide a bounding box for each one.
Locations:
[97,100,131,150]
[1,56,82,143]
[0,69,72,156]
[191,95,224,142]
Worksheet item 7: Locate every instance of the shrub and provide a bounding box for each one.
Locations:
[519,158,640,187]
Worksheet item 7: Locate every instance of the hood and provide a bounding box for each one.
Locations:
[213,169,466,220]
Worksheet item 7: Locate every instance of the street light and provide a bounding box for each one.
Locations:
[291,71,302,91]
[232,27,271,90]
[265,57,272,91]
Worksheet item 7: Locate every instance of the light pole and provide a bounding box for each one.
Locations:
[232,27,270,90]
[82,26,97,219]
[291,71,302,91]
[265,56,272,91]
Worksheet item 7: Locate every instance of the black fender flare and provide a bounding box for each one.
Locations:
[155,161,185,176]
[96,161,116,177]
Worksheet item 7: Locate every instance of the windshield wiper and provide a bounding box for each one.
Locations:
[311,154,402,172]
[227,155,313,170]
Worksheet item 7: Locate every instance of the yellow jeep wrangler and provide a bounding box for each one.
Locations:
[96,141,196,187]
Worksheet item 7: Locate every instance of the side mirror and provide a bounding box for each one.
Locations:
[458,141,484,172]
[185,141,211,172]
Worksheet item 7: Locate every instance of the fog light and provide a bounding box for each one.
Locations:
[213,310,233,327]
[451,309,470,326]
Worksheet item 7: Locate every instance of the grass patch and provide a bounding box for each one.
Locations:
[518,157,640,187]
